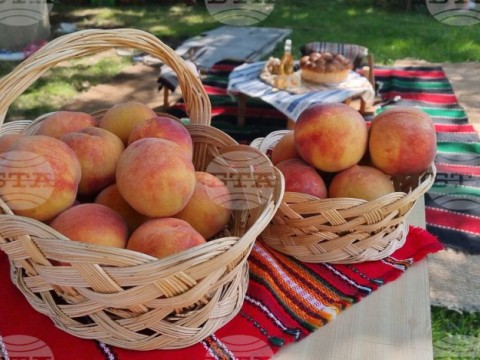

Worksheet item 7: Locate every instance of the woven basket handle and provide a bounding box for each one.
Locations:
[0,28,211,125]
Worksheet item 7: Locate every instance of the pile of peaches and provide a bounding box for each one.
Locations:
[272,102,437,201]
[0,101,232,260]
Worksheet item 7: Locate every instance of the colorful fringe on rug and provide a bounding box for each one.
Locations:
[0,226,443,359]
[170,62,480,254]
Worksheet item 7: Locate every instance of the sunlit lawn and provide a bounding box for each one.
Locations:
[2,2,480,120]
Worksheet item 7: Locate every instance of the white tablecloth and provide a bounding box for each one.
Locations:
[227,61,375,121]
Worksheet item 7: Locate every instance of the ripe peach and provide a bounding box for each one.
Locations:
[116,138,196,218]
[127,116,193,160]
[175,171,231,240]
[34,111,97,139]
[276,158,327,199]
[0,135,81,221]
[95,183,149,235]
[271,131,300,165]
[50,203,128,248]
[294,103,368,172]
[0,133,24,153]
[61,127,125,196]
[98,101,157,144]
[127,217,206,259]
[368,106,436,176]
[328,165,395,201]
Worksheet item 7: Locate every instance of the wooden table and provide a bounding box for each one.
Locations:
[228,63,376,128]
[274,197,434,360]
[160,26,291,108]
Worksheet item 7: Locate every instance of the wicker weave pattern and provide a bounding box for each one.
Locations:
[252,130,436,264]
[0,29,285,350]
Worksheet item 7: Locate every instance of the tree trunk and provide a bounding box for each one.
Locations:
[0,2,51,51]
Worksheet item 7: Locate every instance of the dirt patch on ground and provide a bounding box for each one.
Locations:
[62,61,165,114]
[442,63,480,128]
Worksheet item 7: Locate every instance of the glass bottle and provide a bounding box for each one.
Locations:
[280,39,294,76]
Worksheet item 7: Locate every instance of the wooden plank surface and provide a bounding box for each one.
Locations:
[274,198,433,360]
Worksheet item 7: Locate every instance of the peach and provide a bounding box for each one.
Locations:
[0,135,81,221]
[50,203,128,248]
[127,217,206,259]
[276,158,327,199]
[368,106,437,176]
[98,101,157,144]
[95,183,149,235]
[34,111,97,139]
[127,116,193,160]
[294,103,368,172]
[175,171,231,240]
[328,165,395,201]
[271,131,300,165]
[61,127,125,196]
[116,138,196,218]
[0,133,25,153]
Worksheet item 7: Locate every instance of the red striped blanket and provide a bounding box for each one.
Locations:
[375,66,480,253]
[0,226,442,359]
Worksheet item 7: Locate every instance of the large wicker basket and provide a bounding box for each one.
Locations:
[251,129,436,264]
[0,29,284,350]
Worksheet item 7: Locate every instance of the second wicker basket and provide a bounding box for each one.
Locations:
[251,129,436,264]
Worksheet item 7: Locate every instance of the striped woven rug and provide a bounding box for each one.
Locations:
[169,60,288,143]
[170,62,480,254]
[375,66,480,254]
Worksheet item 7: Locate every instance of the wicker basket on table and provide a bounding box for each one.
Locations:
[251,129,436,264]
[0,29,284,350]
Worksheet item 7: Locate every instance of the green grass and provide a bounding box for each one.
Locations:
[2,55,132,120]
[1,4,217,121]
[3,2,480,121]
[432,306,480,359]
[50,2,480,63]
[50,5,217,44]
[262,0,480,63]
[1,5,480,356]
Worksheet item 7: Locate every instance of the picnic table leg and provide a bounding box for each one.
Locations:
[163,87,170,109]
[367,53,375,88]
[359,97,366,115]
[287,118,295,130]
[237,93,247,127]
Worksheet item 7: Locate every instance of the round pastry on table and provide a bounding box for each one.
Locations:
[299,52,353,84]
[266,56,282,75]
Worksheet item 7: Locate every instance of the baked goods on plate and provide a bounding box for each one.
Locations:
[300,52,353,84]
